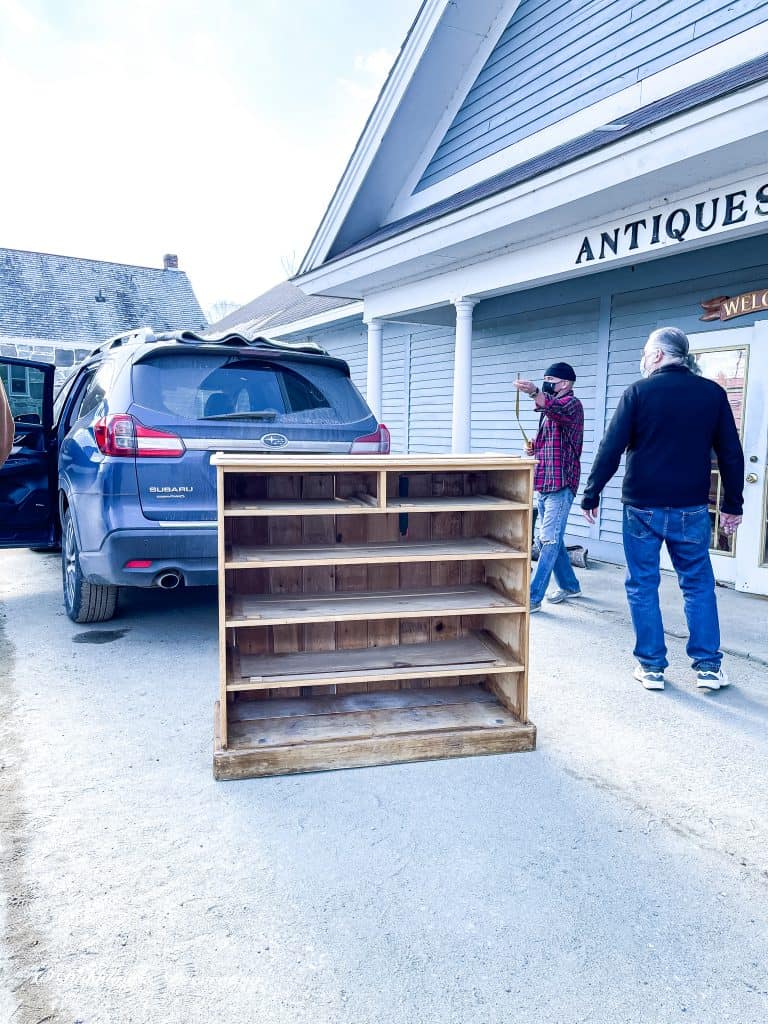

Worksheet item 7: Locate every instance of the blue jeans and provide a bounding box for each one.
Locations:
[530,488,580,606]
[622,505,721,672]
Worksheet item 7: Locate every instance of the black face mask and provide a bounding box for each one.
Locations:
[541,381,558,396]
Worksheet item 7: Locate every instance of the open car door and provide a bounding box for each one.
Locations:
[0,357,57,548]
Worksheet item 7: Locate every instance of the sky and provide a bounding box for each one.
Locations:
[0,0,422,319]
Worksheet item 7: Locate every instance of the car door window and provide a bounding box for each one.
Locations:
[54,369,85,426]
[70,363,113,425]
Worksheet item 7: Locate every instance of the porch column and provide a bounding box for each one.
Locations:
[451,297,476,453]
[365,317,384,422]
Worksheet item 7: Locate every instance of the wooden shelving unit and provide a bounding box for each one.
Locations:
[212,455,536,780]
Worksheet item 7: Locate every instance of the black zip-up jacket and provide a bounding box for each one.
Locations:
[581,364,744,514]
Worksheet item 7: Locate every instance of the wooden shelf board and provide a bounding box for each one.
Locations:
[227,631,524,692]
[386,496,528,512]
[226,584,524,627]
[225,536,526,569]
[213,687,536,779]
[223,495,528,516]
[224,496,378,517]
[212,454,535,471]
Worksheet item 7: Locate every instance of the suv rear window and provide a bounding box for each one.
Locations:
[131,353,370,424]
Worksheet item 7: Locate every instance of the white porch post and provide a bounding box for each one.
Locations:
[451,297,476,453]
[365,317,384,422]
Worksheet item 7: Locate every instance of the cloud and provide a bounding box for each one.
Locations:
[354,48,396,79]
[0,7,404,314]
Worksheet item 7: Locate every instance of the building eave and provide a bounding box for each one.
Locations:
[295,51,768,301]
[266,301,365,339]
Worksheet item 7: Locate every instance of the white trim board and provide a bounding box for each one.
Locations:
[363,169,768,320]
[297,83,768,306]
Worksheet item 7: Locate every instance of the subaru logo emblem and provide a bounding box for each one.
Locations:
[261,432,288,449]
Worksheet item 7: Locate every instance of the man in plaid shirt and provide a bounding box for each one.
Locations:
[514,361,584,611]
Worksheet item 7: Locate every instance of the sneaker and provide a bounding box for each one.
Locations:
[633,663,665,690]
[530,602,541,613]
[696,667,730,690]
[547,588,583,604]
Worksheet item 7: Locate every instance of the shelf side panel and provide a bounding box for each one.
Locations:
[334,476,372,695]
[301,474,338,696]
[366,511,402,692]
[267,474,304,699]
[429,472,464,673]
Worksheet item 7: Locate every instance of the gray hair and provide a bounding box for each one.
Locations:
[647,326,701,374]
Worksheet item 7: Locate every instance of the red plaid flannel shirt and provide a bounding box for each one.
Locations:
[533,393,584,494]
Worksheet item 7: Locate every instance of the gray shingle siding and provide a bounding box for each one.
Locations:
[0,247,206,386]
[0,247,205,344]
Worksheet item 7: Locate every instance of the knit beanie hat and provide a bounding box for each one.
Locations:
[544,361,576,381]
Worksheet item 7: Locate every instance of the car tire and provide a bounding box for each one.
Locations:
[62,509,118,623]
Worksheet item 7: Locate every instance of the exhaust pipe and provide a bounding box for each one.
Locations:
[156,571,182,590]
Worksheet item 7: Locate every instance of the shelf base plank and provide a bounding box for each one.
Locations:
[229,632,523,693]
[213,687,536,780]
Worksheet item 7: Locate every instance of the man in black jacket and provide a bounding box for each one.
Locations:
[581,327,744,692]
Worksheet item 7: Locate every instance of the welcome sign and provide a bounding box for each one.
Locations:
[575,178,768,266]
[700,289,768,321]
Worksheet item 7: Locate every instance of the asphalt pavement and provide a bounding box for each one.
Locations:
[1,550,766,1024]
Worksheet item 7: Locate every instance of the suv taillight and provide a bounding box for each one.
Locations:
[350,424,390,454]
[94,415,185,458]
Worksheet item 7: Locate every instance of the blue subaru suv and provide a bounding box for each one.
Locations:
[0,330,388,622]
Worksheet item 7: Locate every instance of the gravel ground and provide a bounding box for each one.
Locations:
[1,550,767,1024]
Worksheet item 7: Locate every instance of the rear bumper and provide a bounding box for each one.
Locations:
[78,526,218,587]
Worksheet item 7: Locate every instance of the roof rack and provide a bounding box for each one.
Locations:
[86,328,330,359]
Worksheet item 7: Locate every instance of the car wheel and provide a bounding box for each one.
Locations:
[62,509,118,623]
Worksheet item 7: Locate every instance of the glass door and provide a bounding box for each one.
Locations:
[734,321,768,594]
[682,326,768,595]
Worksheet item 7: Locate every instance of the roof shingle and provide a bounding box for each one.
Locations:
[207,280,355,338]
[0,247,206,344]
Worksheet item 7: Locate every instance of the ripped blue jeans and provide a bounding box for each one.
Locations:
[530,487,579,606]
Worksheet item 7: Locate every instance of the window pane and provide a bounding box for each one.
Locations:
[1,364,46,422]
[694,347,747,556]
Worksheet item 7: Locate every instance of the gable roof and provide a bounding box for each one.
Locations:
[299,0,511,273]
[322,51,768,265]
[298,0,768,287]
[0,247,206,344]
[206,280,357,338]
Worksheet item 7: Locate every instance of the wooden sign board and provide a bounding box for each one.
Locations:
[700,289,768,322]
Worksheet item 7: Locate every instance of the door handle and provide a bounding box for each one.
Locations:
[746,473,759,484]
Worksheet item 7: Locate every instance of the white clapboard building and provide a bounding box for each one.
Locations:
[226,1,768,594]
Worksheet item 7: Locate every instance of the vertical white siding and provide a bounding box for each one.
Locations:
[312,323,367,393]
[472,299,601,540]
[381,329,410,452]
[407,327,454,453]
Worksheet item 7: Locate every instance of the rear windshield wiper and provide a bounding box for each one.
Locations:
[201,410,278,421]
